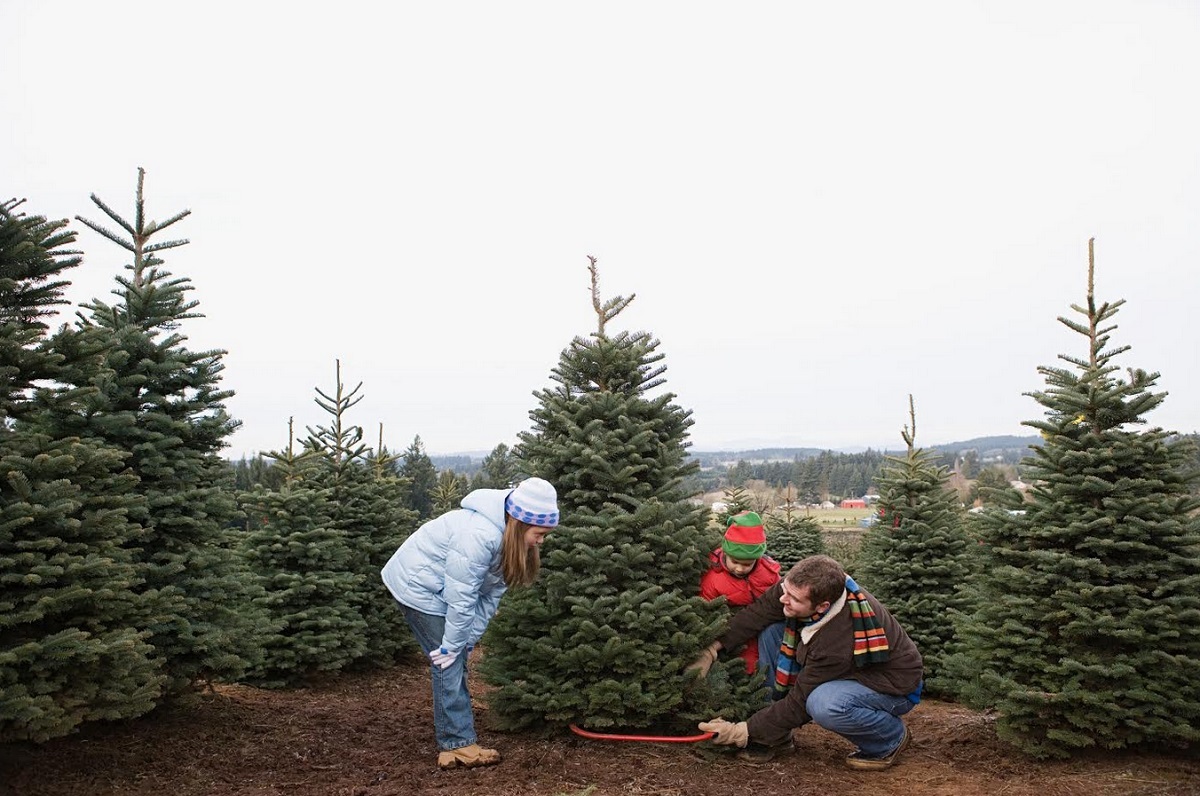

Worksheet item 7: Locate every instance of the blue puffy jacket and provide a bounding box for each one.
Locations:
[381,487,511,654]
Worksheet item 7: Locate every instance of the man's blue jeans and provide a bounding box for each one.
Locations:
[805,679,914,757]
[398,603,477,751]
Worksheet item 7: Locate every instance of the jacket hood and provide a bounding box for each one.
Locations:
[460,487,512,529]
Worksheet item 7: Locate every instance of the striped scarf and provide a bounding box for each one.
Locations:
[771,575,890,701]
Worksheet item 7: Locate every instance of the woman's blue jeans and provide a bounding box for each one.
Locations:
[805,679,914,757]
[398,603,477,751]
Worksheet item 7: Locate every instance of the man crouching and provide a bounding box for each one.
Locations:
[690,555,923,770]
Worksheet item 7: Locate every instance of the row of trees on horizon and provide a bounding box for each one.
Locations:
[3,179,1198,760]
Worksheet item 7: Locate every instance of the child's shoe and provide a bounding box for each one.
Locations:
[437,744,501,769]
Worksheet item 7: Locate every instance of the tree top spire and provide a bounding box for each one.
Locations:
[587,255,635,336]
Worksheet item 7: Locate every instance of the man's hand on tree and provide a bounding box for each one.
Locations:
[685,642,722,678]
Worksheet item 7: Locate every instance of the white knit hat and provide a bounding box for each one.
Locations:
[504,477,559,527]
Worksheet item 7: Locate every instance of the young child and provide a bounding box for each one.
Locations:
[699,511,782,673]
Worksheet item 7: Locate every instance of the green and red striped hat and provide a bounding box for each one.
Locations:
[722,511,767,560]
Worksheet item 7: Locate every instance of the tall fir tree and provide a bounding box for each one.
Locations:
[68,170,261,693]
[855,396,974,696]
[480,257,761,733]
[947,241,1200,756]
[0,199,163,742]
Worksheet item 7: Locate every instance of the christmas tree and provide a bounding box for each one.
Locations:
[717,484,753,527]
[0,198,164,741]
[303,361,419,668]
[71,169,261,693]
[238,418,367,686]
[948,240,1200,756]
[764,485,825,571]
[855,395,974,696]
[479,257,761,733]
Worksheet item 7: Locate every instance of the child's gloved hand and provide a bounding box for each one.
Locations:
[429,647,459,669]
[686,642,721,678]
[698,718,749,748]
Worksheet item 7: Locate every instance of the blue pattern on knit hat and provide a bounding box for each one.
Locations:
[504,477,559,527]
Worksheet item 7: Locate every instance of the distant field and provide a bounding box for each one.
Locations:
[767,506,876,529]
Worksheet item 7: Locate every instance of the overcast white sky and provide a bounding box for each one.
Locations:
[4,1,1198,459]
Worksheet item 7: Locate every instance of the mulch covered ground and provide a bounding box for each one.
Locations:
[2,654,1198,796]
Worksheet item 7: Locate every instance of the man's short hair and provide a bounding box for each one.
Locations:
[784,555,846,604]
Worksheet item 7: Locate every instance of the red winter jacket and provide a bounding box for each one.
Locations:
[699,550,782,672]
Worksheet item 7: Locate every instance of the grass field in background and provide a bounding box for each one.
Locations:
[768,506,876,529]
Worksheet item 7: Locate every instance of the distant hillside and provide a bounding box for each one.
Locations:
[688,435,1042,466]
[933,435,1042,454]
[423,436,1045,473]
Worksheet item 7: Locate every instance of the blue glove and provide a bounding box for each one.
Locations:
[429,647,459,669]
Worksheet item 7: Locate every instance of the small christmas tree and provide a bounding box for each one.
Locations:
[948,240,1200,756]
[480,257,761,732]
[855,395,974,696]
[718,484,753,527]
[764,485,824,571]
[303,362,418,668]
[238,418,365,686]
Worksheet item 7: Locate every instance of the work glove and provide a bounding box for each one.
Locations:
[429,647,459,669]
[686,642,721,678]
[698,718,749,748]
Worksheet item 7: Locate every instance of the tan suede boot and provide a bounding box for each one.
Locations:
[437,744,501,769]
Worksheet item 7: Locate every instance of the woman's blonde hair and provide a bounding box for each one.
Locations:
[501,515,543,587]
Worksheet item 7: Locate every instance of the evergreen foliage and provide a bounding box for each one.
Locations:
[967,466,1019,508]
[431,469,467,515]
[471,442,519,489]
[764,486,825,571]
[238,419,367,686]
[302,362,418,668]
[855,396,975,696]
[232,455,286,491]
[717,485,752,526]
[480,258,762,733]
[362,429,421,663]
[0,199,164,742]
[398,435,437,522]
[718,450,886,503]
[68,170,262,693]
[947,241,1200,757]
